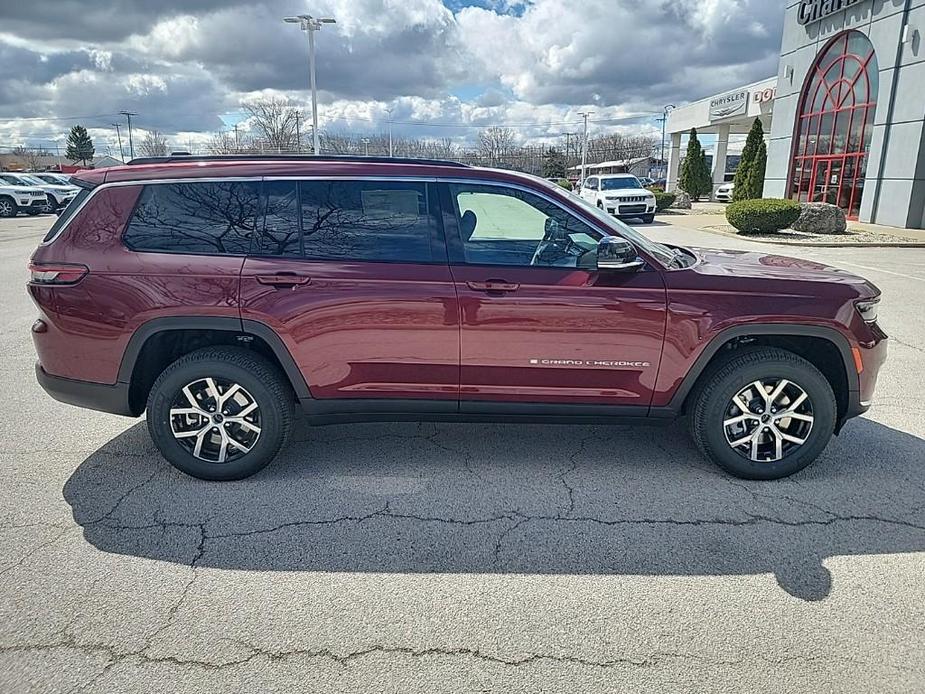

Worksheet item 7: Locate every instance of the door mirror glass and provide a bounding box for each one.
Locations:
[597,236,644,271]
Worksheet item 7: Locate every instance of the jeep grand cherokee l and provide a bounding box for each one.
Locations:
[29,155,887,481]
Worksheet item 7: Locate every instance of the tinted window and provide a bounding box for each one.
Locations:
[42,187,92,243]
[448,183,602,268]
[124,181,260,255]
[600,177,642,190]
[254,180,438,263]
[302,180,436,262]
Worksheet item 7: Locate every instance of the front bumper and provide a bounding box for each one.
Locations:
[605,202,656,217]
[35,363,135,417]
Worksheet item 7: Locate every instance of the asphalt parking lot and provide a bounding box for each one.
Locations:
[1,213,922,693]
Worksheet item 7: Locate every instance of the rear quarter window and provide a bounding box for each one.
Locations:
[42,187,92,243]
[123,181,260,255]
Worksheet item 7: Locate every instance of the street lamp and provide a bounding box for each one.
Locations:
[361,137,370,156]
[284,14,336,155]
[660,104,675,179]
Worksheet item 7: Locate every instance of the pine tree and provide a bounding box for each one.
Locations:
[542,147,567,178]
[678,128,712,200]
[732,118,766,201]
[65,125,95,166]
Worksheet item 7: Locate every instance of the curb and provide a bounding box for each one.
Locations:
[692,225,925,249]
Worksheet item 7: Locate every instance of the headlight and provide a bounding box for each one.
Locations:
[855,298,879,323]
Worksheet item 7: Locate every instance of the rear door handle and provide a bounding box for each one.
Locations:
[466,280,520,294]
[255,272,311,288]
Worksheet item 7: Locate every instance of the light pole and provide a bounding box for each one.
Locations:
[119,111,137,159]
[578,112,592,187]
[111,123,125,162]
[385,107,394,157]
[660,104,675,179]
[361,138,370,156]
[284,14,336,155]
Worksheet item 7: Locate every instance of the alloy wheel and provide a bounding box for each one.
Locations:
[0,199,13,217]
[169,377,262,464]
[723,378,814,462]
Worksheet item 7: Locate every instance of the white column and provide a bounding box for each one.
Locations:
[667,132,682,191]
[712,125,730,200]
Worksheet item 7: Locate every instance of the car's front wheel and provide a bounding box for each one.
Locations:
[641,214,655,224]
[0,196,17,217]
[146,347,294,480]
[689,347,837,480]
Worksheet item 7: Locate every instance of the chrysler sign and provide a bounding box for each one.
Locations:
[797,0,864,25]
[709,90,749,121]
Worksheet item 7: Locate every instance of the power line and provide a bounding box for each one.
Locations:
[0,112,124,124]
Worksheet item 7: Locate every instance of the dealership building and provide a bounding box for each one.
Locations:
[667,0,925,229]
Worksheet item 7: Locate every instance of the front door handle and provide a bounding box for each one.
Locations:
[255,272,311,288]
[466,280,520,294]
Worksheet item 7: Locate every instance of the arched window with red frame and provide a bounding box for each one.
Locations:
[789,31,878,220]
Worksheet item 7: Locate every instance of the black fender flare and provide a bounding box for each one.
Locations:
[665,323,858,412]
[117,316,311,400]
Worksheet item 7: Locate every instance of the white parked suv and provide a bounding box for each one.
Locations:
[0,173,78,213]
[715,182,735,202]
[0,180,47,217]
[580,174,657,223]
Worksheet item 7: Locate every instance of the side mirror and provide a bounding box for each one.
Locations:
[597,236,644,271]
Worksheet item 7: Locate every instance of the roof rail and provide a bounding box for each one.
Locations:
[126,154,470,168]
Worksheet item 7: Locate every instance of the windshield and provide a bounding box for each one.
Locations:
[600,177,642,191]
[18,175,46,186]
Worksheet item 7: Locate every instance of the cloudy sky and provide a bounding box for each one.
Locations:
[0,0,786,155]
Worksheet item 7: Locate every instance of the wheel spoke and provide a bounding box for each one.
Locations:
[752,381,770,407]
[182,385,199,409]
[174,425,207,439]
[170,407,205,417]
[768,379,790,406]
[193,427,209,458]
[219,383,241,407]
[750,434,760,461]
[226,417,261,434]
[728,433,755,448]
[205,378,220,407]
[776,429,807,445]
[733,393,754,415]
[724,413,754,427]
[237,402,258,418]
[772,429,783,461]
[782,412,814,423]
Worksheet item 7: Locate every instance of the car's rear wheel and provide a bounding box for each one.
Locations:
[146,347,294,480]
[0,196,16,217]
[689,347,837,480]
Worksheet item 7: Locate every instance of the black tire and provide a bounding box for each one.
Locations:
[689,347,836,480]
[641,214,655,224]
[146,346,294,481]
[0,196,16,218]
[26,209,42,216]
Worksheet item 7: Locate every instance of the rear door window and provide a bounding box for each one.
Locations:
[123,181,260,255]
[252,179,441,263]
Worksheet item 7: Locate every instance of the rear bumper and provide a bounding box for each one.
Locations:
[35,363,135,417]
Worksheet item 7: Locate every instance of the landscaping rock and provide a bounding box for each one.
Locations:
[671,190,692,210]
[792,202,847,234]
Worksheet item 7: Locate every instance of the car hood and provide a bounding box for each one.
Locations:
[37,184,78,193]
[687,246,876,289]
[0,185,45,195]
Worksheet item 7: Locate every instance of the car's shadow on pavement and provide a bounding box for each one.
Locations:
[63,417,925,602]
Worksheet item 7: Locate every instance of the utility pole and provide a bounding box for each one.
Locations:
[284,14,336,155]
[111,123,125,162]
[578,112,592,186]
[233,123,240,152]
[385,107,394,157]
[659,105,675,179]
[294,111,302,153]
[361,138,370,156]
[119,111,138,159]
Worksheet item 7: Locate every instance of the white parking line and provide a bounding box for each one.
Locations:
[835,261,925,283]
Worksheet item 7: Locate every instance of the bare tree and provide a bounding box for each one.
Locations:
[587,133,658,164]
[242,98,305,152]
[139,130,170,157]
[477,126,517,166]
[11,146,51,171]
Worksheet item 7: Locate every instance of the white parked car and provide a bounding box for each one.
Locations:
[0,172,78,213]
[0,181,47,217]
[715,182,735,202]
[32,172,73,187]
[579,173,657,224]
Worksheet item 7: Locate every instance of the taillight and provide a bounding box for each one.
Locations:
[28,262,88,285]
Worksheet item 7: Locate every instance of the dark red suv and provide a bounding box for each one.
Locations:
[29,155,887,481]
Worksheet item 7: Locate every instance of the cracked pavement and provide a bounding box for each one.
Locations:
[1,216,923,692]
